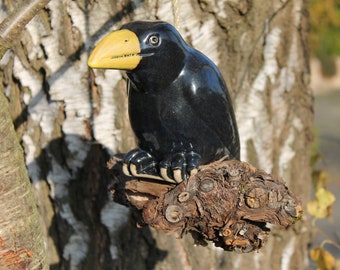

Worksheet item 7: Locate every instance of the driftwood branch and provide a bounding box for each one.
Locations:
[108,156,302,253]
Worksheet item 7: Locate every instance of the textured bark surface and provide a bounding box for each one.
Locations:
[109,157,303,253]
[0,91,47,269]
[0,0,312,269]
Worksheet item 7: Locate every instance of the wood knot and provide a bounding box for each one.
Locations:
[221,228,232,236]
[178,191,190,202]
[228,168,239,177]
[165,205,183,223]
[245,187,268,208]
[199,178,215,192]
[284,205,301,218]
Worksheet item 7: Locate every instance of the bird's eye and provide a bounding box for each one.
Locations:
[148,35,160,46]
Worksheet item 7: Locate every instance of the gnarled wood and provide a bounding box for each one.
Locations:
[109,156,302,253]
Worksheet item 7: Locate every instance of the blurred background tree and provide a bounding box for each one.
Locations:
[309,0,340,268]
[309,0,340,76]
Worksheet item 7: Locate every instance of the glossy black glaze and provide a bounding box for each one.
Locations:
[122,21,240,166]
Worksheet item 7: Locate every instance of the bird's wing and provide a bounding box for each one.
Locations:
[183,64,240,160]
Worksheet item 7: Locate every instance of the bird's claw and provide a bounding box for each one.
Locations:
[122,149,201,184]
[122,148,163,181]
[160,152,201,183]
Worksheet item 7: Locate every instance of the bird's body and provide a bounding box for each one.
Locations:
[128,46,239,163]
[88,21,240,183]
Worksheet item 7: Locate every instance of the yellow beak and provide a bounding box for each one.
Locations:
[88,29,141,70]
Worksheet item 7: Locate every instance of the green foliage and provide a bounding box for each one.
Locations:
[319,57,336,77]
[309,0,340,57]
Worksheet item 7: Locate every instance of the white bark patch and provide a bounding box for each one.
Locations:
[232,254,242,269]
[271,14,302,178]
[22,134,40,183]
[157,0,220,65]
[132,0,154,20]
[43,1,67,71]
[45,0,120,167]
[100,198,129,260]
[64,134,90,173]
[25,16,47,61]
[48,55,91,135]
[184,6,220,64]
[13,56,57,142]
[236,27,281,172]
[42,2,92,168]
[46,51,91,175]
[29,94,58,137]
[253,251,262,270]
[278,117,303,178]
[213,1,228,20]
[280,236,296,270]
[257,27,281,90]
[65,1,87,40]
[61,203,90,270]
[21,4,93,267]
[292,0,303,27]
[86,2,120,40]
[278,130,295,176]
[92,69,122,154]
[156,1,176,27]
[0,49,12,67]
[47,158,72,199]
[272,32,297,139]
[191,19,220,65]
[13,57,41,99]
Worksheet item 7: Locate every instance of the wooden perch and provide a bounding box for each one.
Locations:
[108,156,302,253]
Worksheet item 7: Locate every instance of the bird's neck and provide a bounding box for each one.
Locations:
[127,66,182,92]
[126,45,187,92]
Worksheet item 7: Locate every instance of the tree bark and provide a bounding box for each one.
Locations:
[0,91,47,269]
[0,0,312,269]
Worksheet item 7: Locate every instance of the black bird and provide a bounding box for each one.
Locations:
[88,21,240,183]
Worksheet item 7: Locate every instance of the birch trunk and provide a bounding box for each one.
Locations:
[0,0,312,269]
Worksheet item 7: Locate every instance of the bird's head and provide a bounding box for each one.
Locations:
[88,21,187,75]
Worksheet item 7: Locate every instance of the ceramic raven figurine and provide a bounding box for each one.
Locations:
[88,21,240,183]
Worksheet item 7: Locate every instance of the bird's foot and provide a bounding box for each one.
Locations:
[159,152,201,183]
[122,148,163,181]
